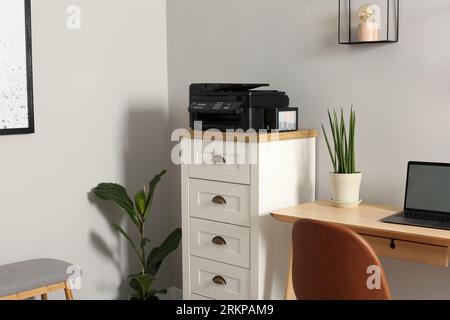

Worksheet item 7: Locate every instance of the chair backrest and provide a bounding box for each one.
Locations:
[292,219,391,300]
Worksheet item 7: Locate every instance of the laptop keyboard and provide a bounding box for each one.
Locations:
[404,211,450,222]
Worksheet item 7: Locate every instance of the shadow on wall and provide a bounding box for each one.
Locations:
[88,194,129,299]
[88,102,171,300]
[123,103,171,296]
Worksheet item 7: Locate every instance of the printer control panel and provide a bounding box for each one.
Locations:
[189,101,242,113]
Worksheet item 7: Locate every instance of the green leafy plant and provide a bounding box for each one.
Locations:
[92,170,181,300]
[322,108,357,174]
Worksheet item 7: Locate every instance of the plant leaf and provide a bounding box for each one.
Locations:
[333,109,344,173]
[324,107,356,174]
[322,124,337,173]
[154,289,168,295]
[146,293,160,300]
[112,224,141,259]
[341,109,348,173]
[350,110,353,172]
[146,248,163,276]
[348,108,353,173]
[129,273,155,300]
[134,190,147,218]
[144,170,167,220]
[140,237,151,249]
[328,109,337,154]
[328,109,339,172]
[147,289,168,300]
[351,109,356,173]
[146,228,182,276]
[93,183,141,228]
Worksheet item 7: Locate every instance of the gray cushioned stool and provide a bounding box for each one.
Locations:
[0,259,76,300]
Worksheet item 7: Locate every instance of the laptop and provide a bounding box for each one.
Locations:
[382,161,450,230]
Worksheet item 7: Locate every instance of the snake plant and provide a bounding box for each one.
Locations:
[322,108,357,174]
[92,170,181,300]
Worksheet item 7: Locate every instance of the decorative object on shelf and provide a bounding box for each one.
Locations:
[322,108,362,207]
[0,0,34,135]
[358,4,381,41]
[92,170,182,300]
[338,0,399,45]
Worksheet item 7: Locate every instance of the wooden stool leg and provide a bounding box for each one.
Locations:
[41,293,48,300]
[285,246,296,300]
[64,282,74,300]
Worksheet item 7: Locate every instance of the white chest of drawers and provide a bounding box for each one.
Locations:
[181,130,317,300]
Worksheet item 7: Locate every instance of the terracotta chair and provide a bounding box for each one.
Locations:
[292,219,391,300]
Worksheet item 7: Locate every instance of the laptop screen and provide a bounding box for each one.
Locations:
[405,163,450,214]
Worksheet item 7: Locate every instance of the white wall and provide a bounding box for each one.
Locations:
[167,0,450,299]
[0,0,170,299]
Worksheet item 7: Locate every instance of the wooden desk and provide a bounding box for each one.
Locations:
[271,200,450,299]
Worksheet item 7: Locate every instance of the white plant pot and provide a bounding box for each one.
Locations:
[330,172,362,207]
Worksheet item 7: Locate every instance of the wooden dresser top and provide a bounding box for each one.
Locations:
[183,129,318,142]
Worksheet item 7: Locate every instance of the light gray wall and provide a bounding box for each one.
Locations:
[167,0,450,299]
[0,0,170,299]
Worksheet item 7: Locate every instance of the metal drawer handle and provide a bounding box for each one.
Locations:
[390,239,396,249]
[212,195,227,205]
[212,236,227,246]
[212,154,226,164]
[212,275,227,286]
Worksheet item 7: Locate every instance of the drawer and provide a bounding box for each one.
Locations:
[189,179,250,227]
[189,140,250,184]
[190,256,250,300]
[362,235,449,267]
[190,218,250,268]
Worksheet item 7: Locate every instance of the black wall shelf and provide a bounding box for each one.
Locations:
[338,0,399,45]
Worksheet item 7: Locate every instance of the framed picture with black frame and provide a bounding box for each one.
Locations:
[0,0,34,135]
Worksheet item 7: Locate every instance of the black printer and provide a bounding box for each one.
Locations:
[188,83,298,132]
